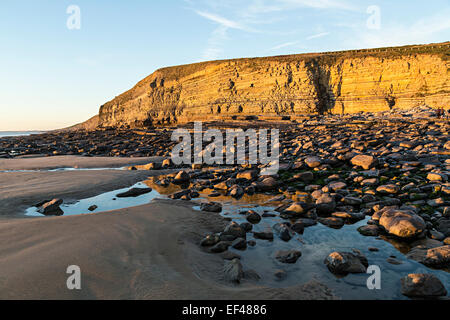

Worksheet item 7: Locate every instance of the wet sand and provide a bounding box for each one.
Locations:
[0,156,171,216]
[0,155,164,171]
[0,156,336,300]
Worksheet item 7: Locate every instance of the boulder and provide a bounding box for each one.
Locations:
[223,259,244,283]
[357,224,380,236]
[423,245,450,268]
[401,274,447,297]
[379,209,426,238]
[318,217,344,229]
[246,210,262,224]
[293,171,314,183]
[284,202,309,216]
[274,269,287,281]
[173,170,190,183]
[116,187,152,198]
[222,222,246,239]
[316,194,336,216]
[256,176,279,191]
[351,155,378,170]
[37,199,64,216]
[291,222,305,234]
[328,181,347,192]
[231,237,247,250]
[200,234,220,247]
[274,250,302,264]
[210,241,231,253]
[236,170,258,181]
[376,184,399,194]
[273,223,294,241]
[305,156,321,168]
[324,251,368,275]
[230,185,244,198]
[427,172,448,182]
[200,202,222,213]
[161,158,172,168]
[253,231,274,240]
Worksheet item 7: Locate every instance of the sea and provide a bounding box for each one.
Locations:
[0,131,42,138]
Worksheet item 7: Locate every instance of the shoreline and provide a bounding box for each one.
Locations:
[0,156,171,217]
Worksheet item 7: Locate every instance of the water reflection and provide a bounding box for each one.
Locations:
[25,176,450,299]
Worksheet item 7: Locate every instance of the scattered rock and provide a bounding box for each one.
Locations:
[305,156,321,168]
[246,210,262,224]
[274,269,287,281]
[316,194,336,216]
[223,258,244,283]
[210,241,231,253]
[116,187,152,198]
[357,224,379,236]
[273,223,294,241]
[232,237,247,250]
[351,155,378,170]
[274,250,302,264]
[200,202,222,213]
[324,251,368,275]
[401,274,447,298]
[173,170,190,183]
[200,234,220,247]
[37,199,64,216]
[318,217,344,229]
[253,231,274,240]
[378,209,426,238]
[222,222,246,239]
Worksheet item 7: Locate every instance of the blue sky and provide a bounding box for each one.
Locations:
[0,0,449,130]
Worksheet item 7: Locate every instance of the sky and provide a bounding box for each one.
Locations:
[0,0,449,131]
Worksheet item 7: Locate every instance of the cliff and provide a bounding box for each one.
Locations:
[96,42,450,128]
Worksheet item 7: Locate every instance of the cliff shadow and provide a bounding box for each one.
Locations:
[305,58,338,114]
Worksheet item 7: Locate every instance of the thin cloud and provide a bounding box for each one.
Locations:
[275,0,357,11]
[270,41,301,50]
[202,25,229,60]
[306,32,330,40]
[195,10,246,30]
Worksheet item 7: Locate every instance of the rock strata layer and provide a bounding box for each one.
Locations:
[81,42,450,128]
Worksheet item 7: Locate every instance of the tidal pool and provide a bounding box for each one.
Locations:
[25,178,450,300]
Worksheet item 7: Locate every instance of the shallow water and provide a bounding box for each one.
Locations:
[26,182,165,216]
[25,178,450,299]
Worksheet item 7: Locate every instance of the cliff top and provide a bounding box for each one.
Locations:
[154,41,450,82]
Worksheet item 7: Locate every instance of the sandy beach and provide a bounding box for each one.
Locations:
[0,156,335,300]
[0,156,168,216]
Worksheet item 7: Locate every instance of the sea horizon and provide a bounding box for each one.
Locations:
[0,131,43,138]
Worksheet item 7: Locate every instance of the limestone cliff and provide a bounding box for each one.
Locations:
[97,42,450,128]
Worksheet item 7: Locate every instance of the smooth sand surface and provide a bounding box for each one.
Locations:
[0,156,336,300]
[0,156,172,216]
[0,155,164,171]
[0,200,335,300]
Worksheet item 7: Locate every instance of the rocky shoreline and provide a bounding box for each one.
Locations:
[1,107,449,299]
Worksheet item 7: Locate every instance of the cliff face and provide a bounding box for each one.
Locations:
[97,42,450,128]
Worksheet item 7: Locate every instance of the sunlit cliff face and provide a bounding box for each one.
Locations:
[96,44,450,128]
